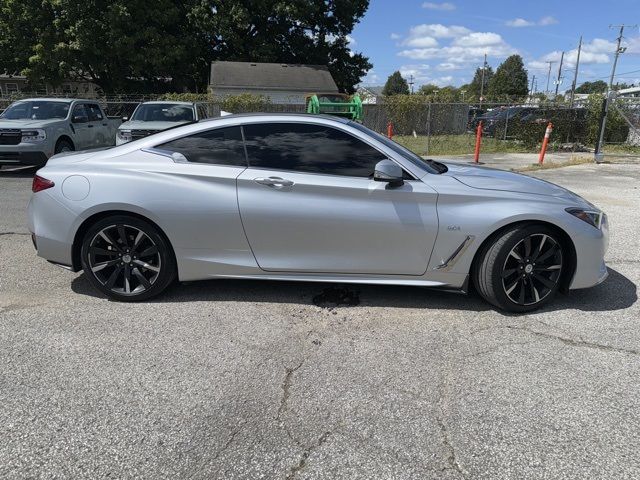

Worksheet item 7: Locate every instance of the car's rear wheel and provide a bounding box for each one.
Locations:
[474,224,564,312]
[80,215,176,301]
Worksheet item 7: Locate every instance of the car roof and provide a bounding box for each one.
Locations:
[198,112,350,124]
[141,101,195,106]
[14,98,77,103]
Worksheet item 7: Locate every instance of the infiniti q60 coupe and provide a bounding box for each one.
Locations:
[28,114,608,312]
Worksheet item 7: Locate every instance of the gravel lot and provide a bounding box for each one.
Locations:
[1,163,638,479]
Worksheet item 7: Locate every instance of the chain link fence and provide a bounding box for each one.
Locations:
[2,92,639,162]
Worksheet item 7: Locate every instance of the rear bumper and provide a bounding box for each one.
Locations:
[0,150,48,166]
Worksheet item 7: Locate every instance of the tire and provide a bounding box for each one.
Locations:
[80,215,176,301]
[474,224,565,313]
[54,138,74,154]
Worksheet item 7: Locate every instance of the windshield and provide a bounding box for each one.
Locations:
[0,101,71,120]
[349,121,445,174]
[131,104,194,122]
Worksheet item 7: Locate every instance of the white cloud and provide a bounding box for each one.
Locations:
[406,23,470,39]
[528,38,617,72]
[453,32,503,47]
[422,2,455,10]
[436,62,463,71]
[346,35,356,46]
[390,33,401,40]
[539,16,558,26]
[506,18,534,27]
[359,69,380,85]
[506,16,558,27]
[398,64,456,87]
[398,25,514,63]
[404,36,439,48]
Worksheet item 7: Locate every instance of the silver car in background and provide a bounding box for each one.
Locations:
[116,101,208,145]
[28,114,608,312]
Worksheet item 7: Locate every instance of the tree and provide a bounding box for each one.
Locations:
[467,66,494,100]
[418,84,460,101]
[487,55,528,99]
[189,0,372,93]
[0,0,372,93]
[575,80,607,94]
[383,71,409,96]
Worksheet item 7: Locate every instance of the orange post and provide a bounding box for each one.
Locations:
[538,122,553,165]
[387,122,394,139]
[473,121,483,164]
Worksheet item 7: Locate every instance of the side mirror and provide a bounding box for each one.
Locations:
[373,159,404,187]
[72,115,87,123]
[122,116,128,121]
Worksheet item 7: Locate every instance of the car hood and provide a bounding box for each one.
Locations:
[443,162,582,199]
[0,119,63,128]
[119,120,189,131]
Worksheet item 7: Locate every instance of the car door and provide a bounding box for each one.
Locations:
[236,122,439,276]
[86,103,110,147]
[70,103,91,149]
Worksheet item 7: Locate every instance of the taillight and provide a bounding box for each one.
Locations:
[32,175,55,193]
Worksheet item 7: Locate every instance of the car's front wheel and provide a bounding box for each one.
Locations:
[80,215,176,301]
[474,224,565,312]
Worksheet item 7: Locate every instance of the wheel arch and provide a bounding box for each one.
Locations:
[470,220,577,293]
[71,210,177,272]
[55,135,75,150]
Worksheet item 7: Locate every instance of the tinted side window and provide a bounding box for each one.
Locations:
[72,104,88,122]
[86,104,103,121]
[243,123,386,177]
[156,126,246,166]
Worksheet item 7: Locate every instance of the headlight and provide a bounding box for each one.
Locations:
[117,130,132,142]
[566,207,604,229]
[21,129,46,143]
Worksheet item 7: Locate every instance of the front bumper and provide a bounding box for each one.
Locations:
[569,215,609,290]
[0,150,48,166]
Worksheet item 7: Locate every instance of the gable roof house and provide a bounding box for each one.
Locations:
[209,61,339,104]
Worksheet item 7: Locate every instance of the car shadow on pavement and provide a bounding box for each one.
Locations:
[70,267,636,313]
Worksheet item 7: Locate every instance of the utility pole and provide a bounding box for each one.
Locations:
[595,24,637,162]
[569,35,583,108]
[408,74,415,94]
[529,74,536,101]
[479,53,487,107]
[545,61,556,93]
[554,51,565,98]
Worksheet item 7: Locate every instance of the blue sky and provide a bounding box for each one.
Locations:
[351,0,640,92]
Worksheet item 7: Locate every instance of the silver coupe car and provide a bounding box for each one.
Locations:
[28,114,609,312]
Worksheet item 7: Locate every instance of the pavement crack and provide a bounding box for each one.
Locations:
[0,231,30,236]
[506,325,639,356]
[277,359,305,429]
[436,348,467,479]
[285,430,333,480]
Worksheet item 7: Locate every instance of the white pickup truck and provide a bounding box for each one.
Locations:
[116,101,208,145]
[0,98,121,168]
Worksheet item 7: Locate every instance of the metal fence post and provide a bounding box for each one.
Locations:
[425,102,432,156]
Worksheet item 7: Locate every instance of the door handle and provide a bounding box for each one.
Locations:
[87,124,94,128]
[254,177,294,188]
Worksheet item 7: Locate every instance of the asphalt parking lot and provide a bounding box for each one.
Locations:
[1,162,639,479]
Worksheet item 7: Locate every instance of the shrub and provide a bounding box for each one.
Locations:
[219,93,271,113]
[158,92,212,102]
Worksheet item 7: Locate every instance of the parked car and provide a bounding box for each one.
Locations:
[468,107,501,131]
[116,101,208,145]
[28,114,608,312]
[482,106,537,137]
[0,98,120,167]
